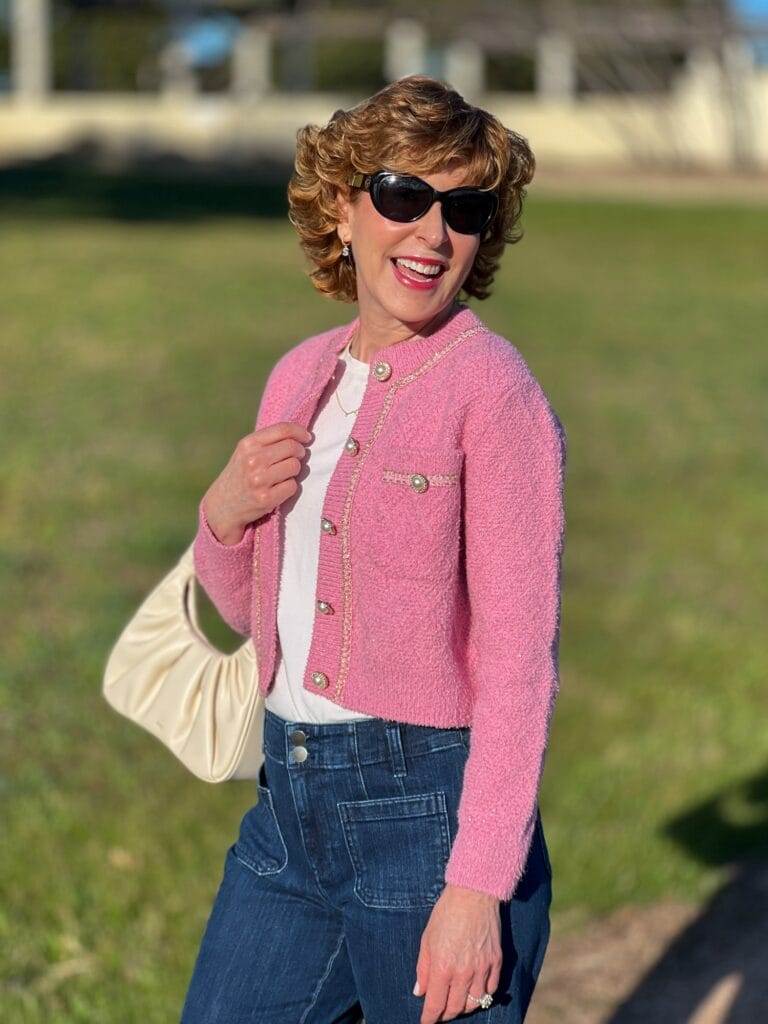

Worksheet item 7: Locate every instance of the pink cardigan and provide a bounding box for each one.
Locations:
[193,302,567,901]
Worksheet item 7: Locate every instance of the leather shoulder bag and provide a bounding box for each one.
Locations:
[102,540,265,783]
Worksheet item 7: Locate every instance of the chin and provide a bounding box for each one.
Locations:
[385,291,447,316]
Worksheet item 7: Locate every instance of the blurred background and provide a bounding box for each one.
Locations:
[1,2,766,1022]
[2,0,768,182]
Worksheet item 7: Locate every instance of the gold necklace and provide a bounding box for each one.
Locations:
[334,303,457,416]
[334,327,364,416]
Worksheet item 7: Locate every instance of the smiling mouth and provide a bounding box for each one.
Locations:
[389,258,447,282]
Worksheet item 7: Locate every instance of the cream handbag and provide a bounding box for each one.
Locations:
[102,540,265,783]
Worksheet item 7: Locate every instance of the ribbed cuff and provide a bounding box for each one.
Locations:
[444,853,520,903]
[197,497,253,554]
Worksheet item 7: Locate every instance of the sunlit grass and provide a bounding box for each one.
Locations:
[1,194,766,1020]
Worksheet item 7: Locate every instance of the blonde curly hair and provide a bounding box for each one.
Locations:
[287,74,535,304]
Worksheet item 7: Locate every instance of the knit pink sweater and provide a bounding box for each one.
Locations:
[194,302,567,901]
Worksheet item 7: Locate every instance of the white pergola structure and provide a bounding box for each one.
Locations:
[5,0,577,106]
[3,0,766,170]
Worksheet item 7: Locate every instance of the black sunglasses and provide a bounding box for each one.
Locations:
[348,170,499,236]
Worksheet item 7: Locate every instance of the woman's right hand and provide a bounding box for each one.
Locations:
[202,421,313,546]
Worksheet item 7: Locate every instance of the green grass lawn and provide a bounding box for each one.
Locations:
[1,187,766,1021]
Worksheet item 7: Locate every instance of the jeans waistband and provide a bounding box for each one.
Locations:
[263,708,470,771]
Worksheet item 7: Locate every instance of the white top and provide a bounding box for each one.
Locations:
[265,337,376,724]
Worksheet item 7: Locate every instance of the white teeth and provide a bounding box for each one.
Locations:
[395,258,443,277]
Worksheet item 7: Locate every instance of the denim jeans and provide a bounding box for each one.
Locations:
[180,708,552,1023]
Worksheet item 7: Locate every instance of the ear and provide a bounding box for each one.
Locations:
[334,185,352,242]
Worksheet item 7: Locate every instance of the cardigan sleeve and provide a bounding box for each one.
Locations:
[192,363,280,638]
[443,364,567,902]
[192,498,261,638]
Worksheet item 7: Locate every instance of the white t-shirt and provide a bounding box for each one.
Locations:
[265,338,376,724]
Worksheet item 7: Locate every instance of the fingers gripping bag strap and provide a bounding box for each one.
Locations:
[102,541,265,783]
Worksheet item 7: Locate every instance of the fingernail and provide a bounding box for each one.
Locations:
[413,981,420,996]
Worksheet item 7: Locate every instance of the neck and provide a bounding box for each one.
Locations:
[349,299,461,363]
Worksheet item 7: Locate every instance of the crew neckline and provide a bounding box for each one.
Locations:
[340,343,370,374]
[328,301,485,381]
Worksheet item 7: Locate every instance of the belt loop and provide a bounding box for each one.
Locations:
[385,722,407,778]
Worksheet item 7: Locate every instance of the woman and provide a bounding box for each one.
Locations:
[181,75,566,1024]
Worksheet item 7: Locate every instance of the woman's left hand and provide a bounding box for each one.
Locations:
[412,883,502,1022]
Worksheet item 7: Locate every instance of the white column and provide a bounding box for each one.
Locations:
[159,41,197,101]
[384,20,427,82]
[444,38,485,101]
[535,30,576,101]
[11,0,51,102]
[671,45,728,166]
[721,35,760,170]
[232,24,272,99]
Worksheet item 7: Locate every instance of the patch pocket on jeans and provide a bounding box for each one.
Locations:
[232,764,288,876]
[337,791,451,909]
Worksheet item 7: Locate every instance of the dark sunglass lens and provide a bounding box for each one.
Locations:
[446,192,496,234]
[376,175,432,222]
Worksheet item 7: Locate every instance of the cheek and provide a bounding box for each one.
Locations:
[451,236,480,276]
[355,202,411,256]
[359,222,417,269]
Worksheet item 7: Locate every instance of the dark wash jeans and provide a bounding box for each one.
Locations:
[180,708,552,1024]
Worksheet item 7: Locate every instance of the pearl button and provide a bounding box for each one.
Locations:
[373,361,392,381]
[312,671,329,689]
[290,745,308,763]
[409,472,429,493]
[321,517,336,535]
[345,437,360,455]
[290,729,307,745]
[316,599,334,615]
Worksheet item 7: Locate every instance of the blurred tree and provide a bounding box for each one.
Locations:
[317,35,385,91]
[53,1,165,90]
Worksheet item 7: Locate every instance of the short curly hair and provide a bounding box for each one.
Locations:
[287,74,535,304]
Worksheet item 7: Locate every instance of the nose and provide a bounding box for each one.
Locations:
[414,199,450,248]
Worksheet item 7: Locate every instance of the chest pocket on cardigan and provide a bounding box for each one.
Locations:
[367,444,464,582]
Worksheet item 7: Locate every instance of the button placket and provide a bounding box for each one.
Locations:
[310,432,365,690]
[307,344,402,697]
[316,433,358,617]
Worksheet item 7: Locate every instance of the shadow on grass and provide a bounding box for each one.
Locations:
[0,140,294,221]
[608,768,768,1022]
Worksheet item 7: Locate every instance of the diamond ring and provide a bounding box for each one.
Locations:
[466,990,494,1009]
